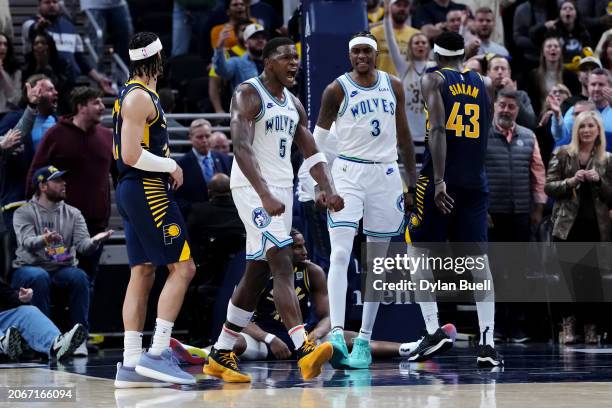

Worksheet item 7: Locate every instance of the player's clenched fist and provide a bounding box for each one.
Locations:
[261,193,285,216]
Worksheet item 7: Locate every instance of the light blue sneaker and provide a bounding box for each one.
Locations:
[347,338,372,369]
[329,332,351,369]
[114,362,172,388]
[135,349,196,385]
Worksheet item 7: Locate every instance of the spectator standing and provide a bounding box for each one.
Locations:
[536,83,572,166]
[370,0,419,77]
[467,7,509,58]
[487,56,537,130]
[526,36,580,116]
[0,33,21,117]
[175,119,232,217]
[0,0,13,40]
[0,277,86,360]
[212,23,267,92]
[552,69,612,149]
[0,75,58,241]
[11,166,113,356]
[529,0,592,70]
[368,0,384,25]
[22,0,114,94]
[22,32,72,114]
[513,0,558,70]
[597,34,612,71]
[413,0,468,40]
[209,0,251,55]
[577,0,612,42]
[171,0,215,57]
[25,87,114,290]
[383,0,429,142]
[562,56,602,112]
[80,0,134,67]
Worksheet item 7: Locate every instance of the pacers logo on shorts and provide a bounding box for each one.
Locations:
[252,207,271,229]
[162,223,181,245]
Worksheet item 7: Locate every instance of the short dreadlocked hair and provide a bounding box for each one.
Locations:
[128,32,163,80]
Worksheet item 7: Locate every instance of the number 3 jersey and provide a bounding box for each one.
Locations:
[334,70,398,163]
[420,68,491,191]
[230,77,300,189]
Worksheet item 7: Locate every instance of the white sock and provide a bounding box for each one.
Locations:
[331,326,344,336]
[149,318,173,356]
[214,325,240,350]
[213,301,254,350]
[327,227,355,330]
[357,301,380,341]
[123,331,142,367]
[289,324,306,349]
[477,302,495,346]
[399,340,421,356]
[419,302,440,335]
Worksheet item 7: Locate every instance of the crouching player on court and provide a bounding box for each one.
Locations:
[112,32,197,388]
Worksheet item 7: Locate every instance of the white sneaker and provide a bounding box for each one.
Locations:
[52,323,87,360]
[73,341,88,357]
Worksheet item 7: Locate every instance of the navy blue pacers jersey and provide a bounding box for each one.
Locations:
[420,68,491,191]
[112,80,190,267]
[112,80,171,182]
[253,264,314,350]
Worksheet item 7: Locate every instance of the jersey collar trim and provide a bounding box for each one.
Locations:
[344,70,381,91]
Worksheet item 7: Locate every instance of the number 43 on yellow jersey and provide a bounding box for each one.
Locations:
[446,102,480,138]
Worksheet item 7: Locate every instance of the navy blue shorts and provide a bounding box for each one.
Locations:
[407,175,489,244]
[116,176,191,267]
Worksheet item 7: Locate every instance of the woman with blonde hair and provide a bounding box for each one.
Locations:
[545,110,612,343]
[383,0,430,143]
[527,36,580,116]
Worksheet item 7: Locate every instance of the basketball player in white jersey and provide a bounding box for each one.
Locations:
[203,37,344,383]
[315,32,417,369]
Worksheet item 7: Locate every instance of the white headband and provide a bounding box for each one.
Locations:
[433,44,464,57]
[349,37,377,52]
[129,38,163,61]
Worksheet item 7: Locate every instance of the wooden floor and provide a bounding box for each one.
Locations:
[2,343,612,407]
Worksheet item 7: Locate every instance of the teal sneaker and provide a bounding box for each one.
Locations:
[347,338,372,369]
[329,332,350,369]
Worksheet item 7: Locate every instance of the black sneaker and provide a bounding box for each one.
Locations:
[407,328,453,362]
[476,344,504,367]
[0,327,26,360]
[203,347,251,382]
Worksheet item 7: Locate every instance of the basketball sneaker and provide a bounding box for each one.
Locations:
[347,338,372,369]
[296,338,333,380]
[0,327,26,360]
[51,323,87,360]
[407,327,453,362]
[114,362,172,388]
[135,349,196,385]
[203,347,251,383]
[329,332,350,369]
[170,338,207,365]
[476,345,504,367]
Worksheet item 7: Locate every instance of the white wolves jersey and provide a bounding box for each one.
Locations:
[230,77,300,188]
[334,70,398,163]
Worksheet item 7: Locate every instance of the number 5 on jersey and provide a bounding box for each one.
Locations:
[446,102,480,138]
[279,138,287,158]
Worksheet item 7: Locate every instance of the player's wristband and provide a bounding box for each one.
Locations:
[407,186,416,194]
[264,333,276,344]
[434,178,445,186]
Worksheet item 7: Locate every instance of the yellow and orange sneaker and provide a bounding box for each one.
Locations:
[296,339,333,380]
[203,347,251,383]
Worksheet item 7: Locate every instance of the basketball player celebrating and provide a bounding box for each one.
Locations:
[406,32,503,367]
[203,37,344,383]
[113,32,196,387]
[315,32,417,369]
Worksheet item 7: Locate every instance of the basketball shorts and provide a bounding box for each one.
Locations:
[407,176,489,244]
[232,185,293,261]
[328,158,405,237]
[116,176,191,267]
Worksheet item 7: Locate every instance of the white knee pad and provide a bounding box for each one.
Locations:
[238,333,268,361]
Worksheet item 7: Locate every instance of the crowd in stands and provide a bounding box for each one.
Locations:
[1,0,612,360]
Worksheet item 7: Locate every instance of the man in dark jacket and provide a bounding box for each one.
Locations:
[176,119,232,217]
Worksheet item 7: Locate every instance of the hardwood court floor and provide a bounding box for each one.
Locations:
[2,343,612,407]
